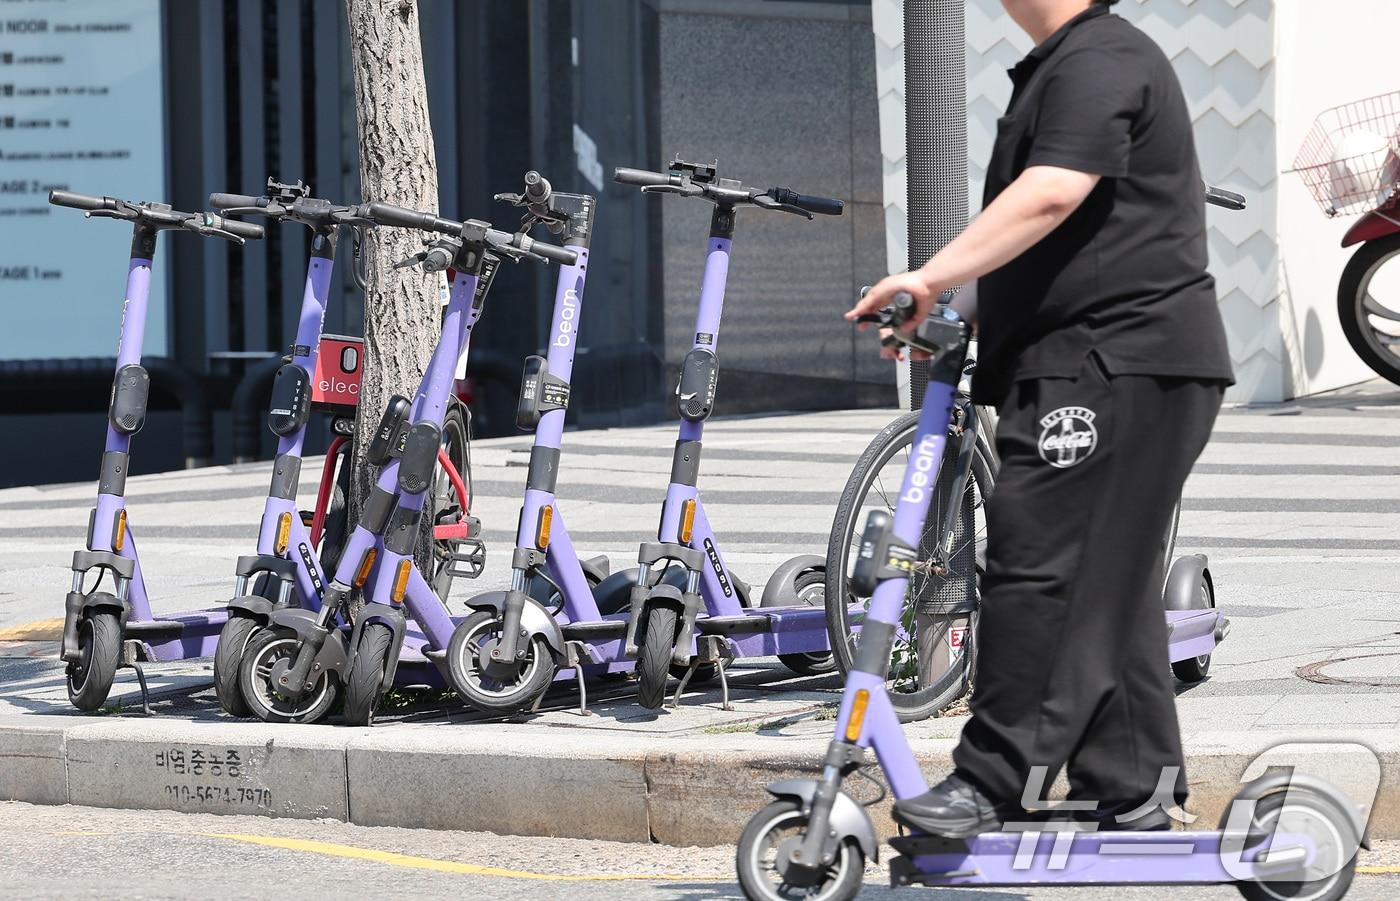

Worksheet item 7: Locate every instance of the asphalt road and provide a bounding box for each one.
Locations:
[3,803,1398,900]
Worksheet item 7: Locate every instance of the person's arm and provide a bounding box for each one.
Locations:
[850,165,1099,331]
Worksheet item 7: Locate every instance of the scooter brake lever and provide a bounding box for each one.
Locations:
[641,183,701,197]
[752,194,814,219]
[494,191,525,206]
[391,251,428,269]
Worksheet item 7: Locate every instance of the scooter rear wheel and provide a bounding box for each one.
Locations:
[342,622,394,726]
[66,611,121,712]
[777,570,836,677]
[1171,566,1215,684]
[1229,784,1358,901]
[447,610,554,715]
[636,604,680,709]
[238,627,339,724]
[736,800,863,901]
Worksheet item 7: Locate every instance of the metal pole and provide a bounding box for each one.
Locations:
[904,0,968,407]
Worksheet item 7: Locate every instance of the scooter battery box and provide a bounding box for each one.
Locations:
[312,334,363,414]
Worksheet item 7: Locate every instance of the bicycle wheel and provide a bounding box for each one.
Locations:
[1338,233,1400,388]
[825,410,994,722]
[430,400,472,592]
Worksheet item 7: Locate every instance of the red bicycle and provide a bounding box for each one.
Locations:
[1293,90,1400,385]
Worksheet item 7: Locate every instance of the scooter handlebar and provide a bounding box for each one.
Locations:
[366,201,453,233]
[614,167,674,188]
[768,188,844,216]
[509,233,577,266]
[48,190,112,212]
[1205,185,1247,211]
[205,214,265,241]
[208,192,264,211]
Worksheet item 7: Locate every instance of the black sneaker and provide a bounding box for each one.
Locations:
[892,773,1011,838]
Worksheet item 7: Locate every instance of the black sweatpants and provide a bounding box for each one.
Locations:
[952,353,1224,810]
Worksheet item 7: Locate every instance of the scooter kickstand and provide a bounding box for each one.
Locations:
[669,660,700,709]
[564,641,593,717]
[122,640,153,716]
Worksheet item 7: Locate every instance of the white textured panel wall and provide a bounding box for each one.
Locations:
[878,0,1293,402]
[1272,0,1396,396]
[872,0,908,276]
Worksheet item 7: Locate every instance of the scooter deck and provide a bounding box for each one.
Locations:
[1165,608,1226,663]
[133,608,231,662]
[694,605,830,658]
[888,828,1316,887]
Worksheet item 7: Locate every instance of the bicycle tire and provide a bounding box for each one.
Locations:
[1338,234,1400,388]
[825,410,993,722]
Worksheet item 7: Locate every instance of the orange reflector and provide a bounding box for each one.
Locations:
[113,509,128,552]
[275,512,292,555]
[679,498,697,544]
[536,505,553,550]
[353,548,378,588]
[844,689,870,742]
[391,558,413,603]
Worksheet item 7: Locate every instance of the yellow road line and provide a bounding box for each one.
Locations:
[1358,865,1400,874]
[202,833,727,882]
[0,618,64,641]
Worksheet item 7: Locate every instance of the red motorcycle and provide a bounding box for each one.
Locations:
[1294,91,1400,385]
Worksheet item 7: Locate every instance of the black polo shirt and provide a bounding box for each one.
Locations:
[971,4,1235,406]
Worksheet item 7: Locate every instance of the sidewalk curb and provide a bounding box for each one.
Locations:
[1,716,1393,845]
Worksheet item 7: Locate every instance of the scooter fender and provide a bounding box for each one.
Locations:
[759,555,825,608]
[226,593,276,624]
[1224,771,1372,856]
[349,601,408,693]
[766,779,879,863]
[463,590,567,659]
[61,590,129,662]
[266,607,350,677]
[1163,553,1211,611]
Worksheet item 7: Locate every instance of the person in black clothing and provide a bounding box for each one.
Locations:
[849,0,1234,836]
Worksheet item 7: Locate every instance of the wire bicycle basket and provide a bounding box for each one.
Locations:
[1292,90,1400,218]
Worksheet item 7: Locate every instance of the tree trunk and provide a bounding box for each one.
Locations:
[345,0,440,579]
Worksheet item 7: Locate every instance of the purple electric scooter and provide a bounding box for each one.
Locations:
[49,189,264,713]
[447,173,692,716]
[614,158,846,710]
[734,296,1368,901]
[234,197,575,725]
[205,179,382,718]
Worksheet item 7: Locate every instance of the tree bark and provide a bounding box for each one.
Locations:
[345,0,440,578]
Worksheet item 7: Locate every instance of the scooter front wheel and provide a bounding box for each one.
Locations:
[447,610,554,715]
[66,611,121,712]
[636,604,680,709]
[736,800,864,901]
[213,612,260,718]
[238,628,339,724]
[342,622,394,726]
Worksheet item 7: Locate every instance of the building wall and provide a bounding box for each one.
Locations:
[1273,0,1393,396]
[656,0,893,410]
[875,0,1385,403]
